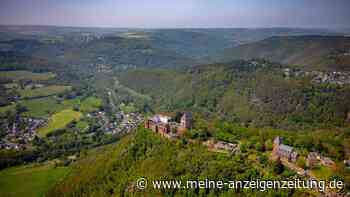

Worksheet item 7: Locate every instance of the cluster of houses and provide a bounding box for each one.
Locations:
[144,112,192,139]
[283,68,350,86]
[0,117,46,150]
[88,110,143,135]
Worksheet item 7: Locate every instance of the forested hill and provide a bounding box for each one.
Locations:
[223,36,350,71]
[0,36,197,69]
[47,128,300,197]
[117,60,350,130]
[52,35,198,68]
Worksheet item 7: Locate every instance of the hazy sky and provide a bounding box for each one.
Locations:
[0,0,349,28]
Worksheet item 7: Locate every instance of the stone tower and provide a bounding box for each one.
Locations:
[180,112,192,129]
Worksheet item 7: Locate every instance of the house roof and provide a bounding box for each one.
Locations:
[279,144,294,153]
[274,136,282,145]
[181,112,192,119]
[152,114,171,123]
[308,152,319,158]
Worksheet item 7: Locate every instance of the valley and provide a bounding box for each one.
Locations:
[0,26,350,197]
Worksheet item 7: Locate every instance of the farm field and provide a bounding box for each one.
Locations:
[0,97,81,118]
[0,71,56,81]
[0,96,98,118]
[38,109,82,137]
[19,85,71,99]
[0,162,70,197]
[21,97,80,118]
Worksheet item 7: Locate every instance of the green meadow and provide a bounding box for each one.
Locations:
[80,96,102,113]
[38,109,82,137]
[0,71,56,81]
[0,97,81,118]
[19,85,71,99]
[0,104,15,115]
[0,162,70,197]
[21,97,80,118]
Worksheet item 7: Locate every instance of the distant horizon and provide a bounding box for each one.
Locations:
[1,0,349,29]
[0,23,349,31]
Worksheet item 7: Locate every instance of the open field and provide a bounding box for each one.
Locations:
[19,85,71,99]
[0,71,56,81]
[0,97,80,117]
[38,109,82,137]
[0,162,70,197]
[80,96,102,113]
[0,96,98,118]
[22,97,79,118]
[76,121,89,131]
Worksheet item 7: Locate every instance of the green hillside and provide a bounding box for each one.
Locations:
[117,60,350,130]
[47,128,301,196]
[0,162,70,197]
[38,109,82,137]
[223,36,350,71]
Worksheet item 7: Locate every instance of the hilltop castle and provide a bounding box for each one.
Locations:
[144,112,192,139]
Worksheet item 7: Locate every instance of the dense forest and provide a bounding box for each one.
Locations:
[117,60,350,130]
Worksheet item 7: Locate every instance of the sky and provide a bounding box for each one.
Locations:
[0,0,349,29]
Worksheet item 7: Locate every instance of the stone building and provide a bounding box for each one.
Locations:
[273,136,298,162]
[307,152,320,168]
[320,156,335,167]
[180,112,193,129]
[145,112,192,139]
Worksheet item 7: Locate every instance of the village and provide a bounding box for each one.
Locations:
[283,68,350,86]
[0,109,144,151]
[0,117,45,150]
[88,110,143,135]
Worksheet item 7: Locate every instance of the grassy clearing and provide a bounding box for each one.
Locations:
[0,162,70,197]
[80,96,102,113]
[0,104,15,117]
[76,121,89,131]
[19,85,71,99]
[311,165,333,180]
[0,96,100,118]
[38,109,82,137]
[0,71,56,81]
[0,97,81,118]
[21,97,79,118]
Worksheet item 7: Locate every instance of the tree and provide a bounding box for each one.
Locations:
[73,104,80,112]
[259,154,268,166]
[273,159,284,174]
[15,103,27,114]
[255,142,265,152]
[240,142,248,153]
[173,111,183,122]
[265,139,273,151]
[296,157,306,169]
